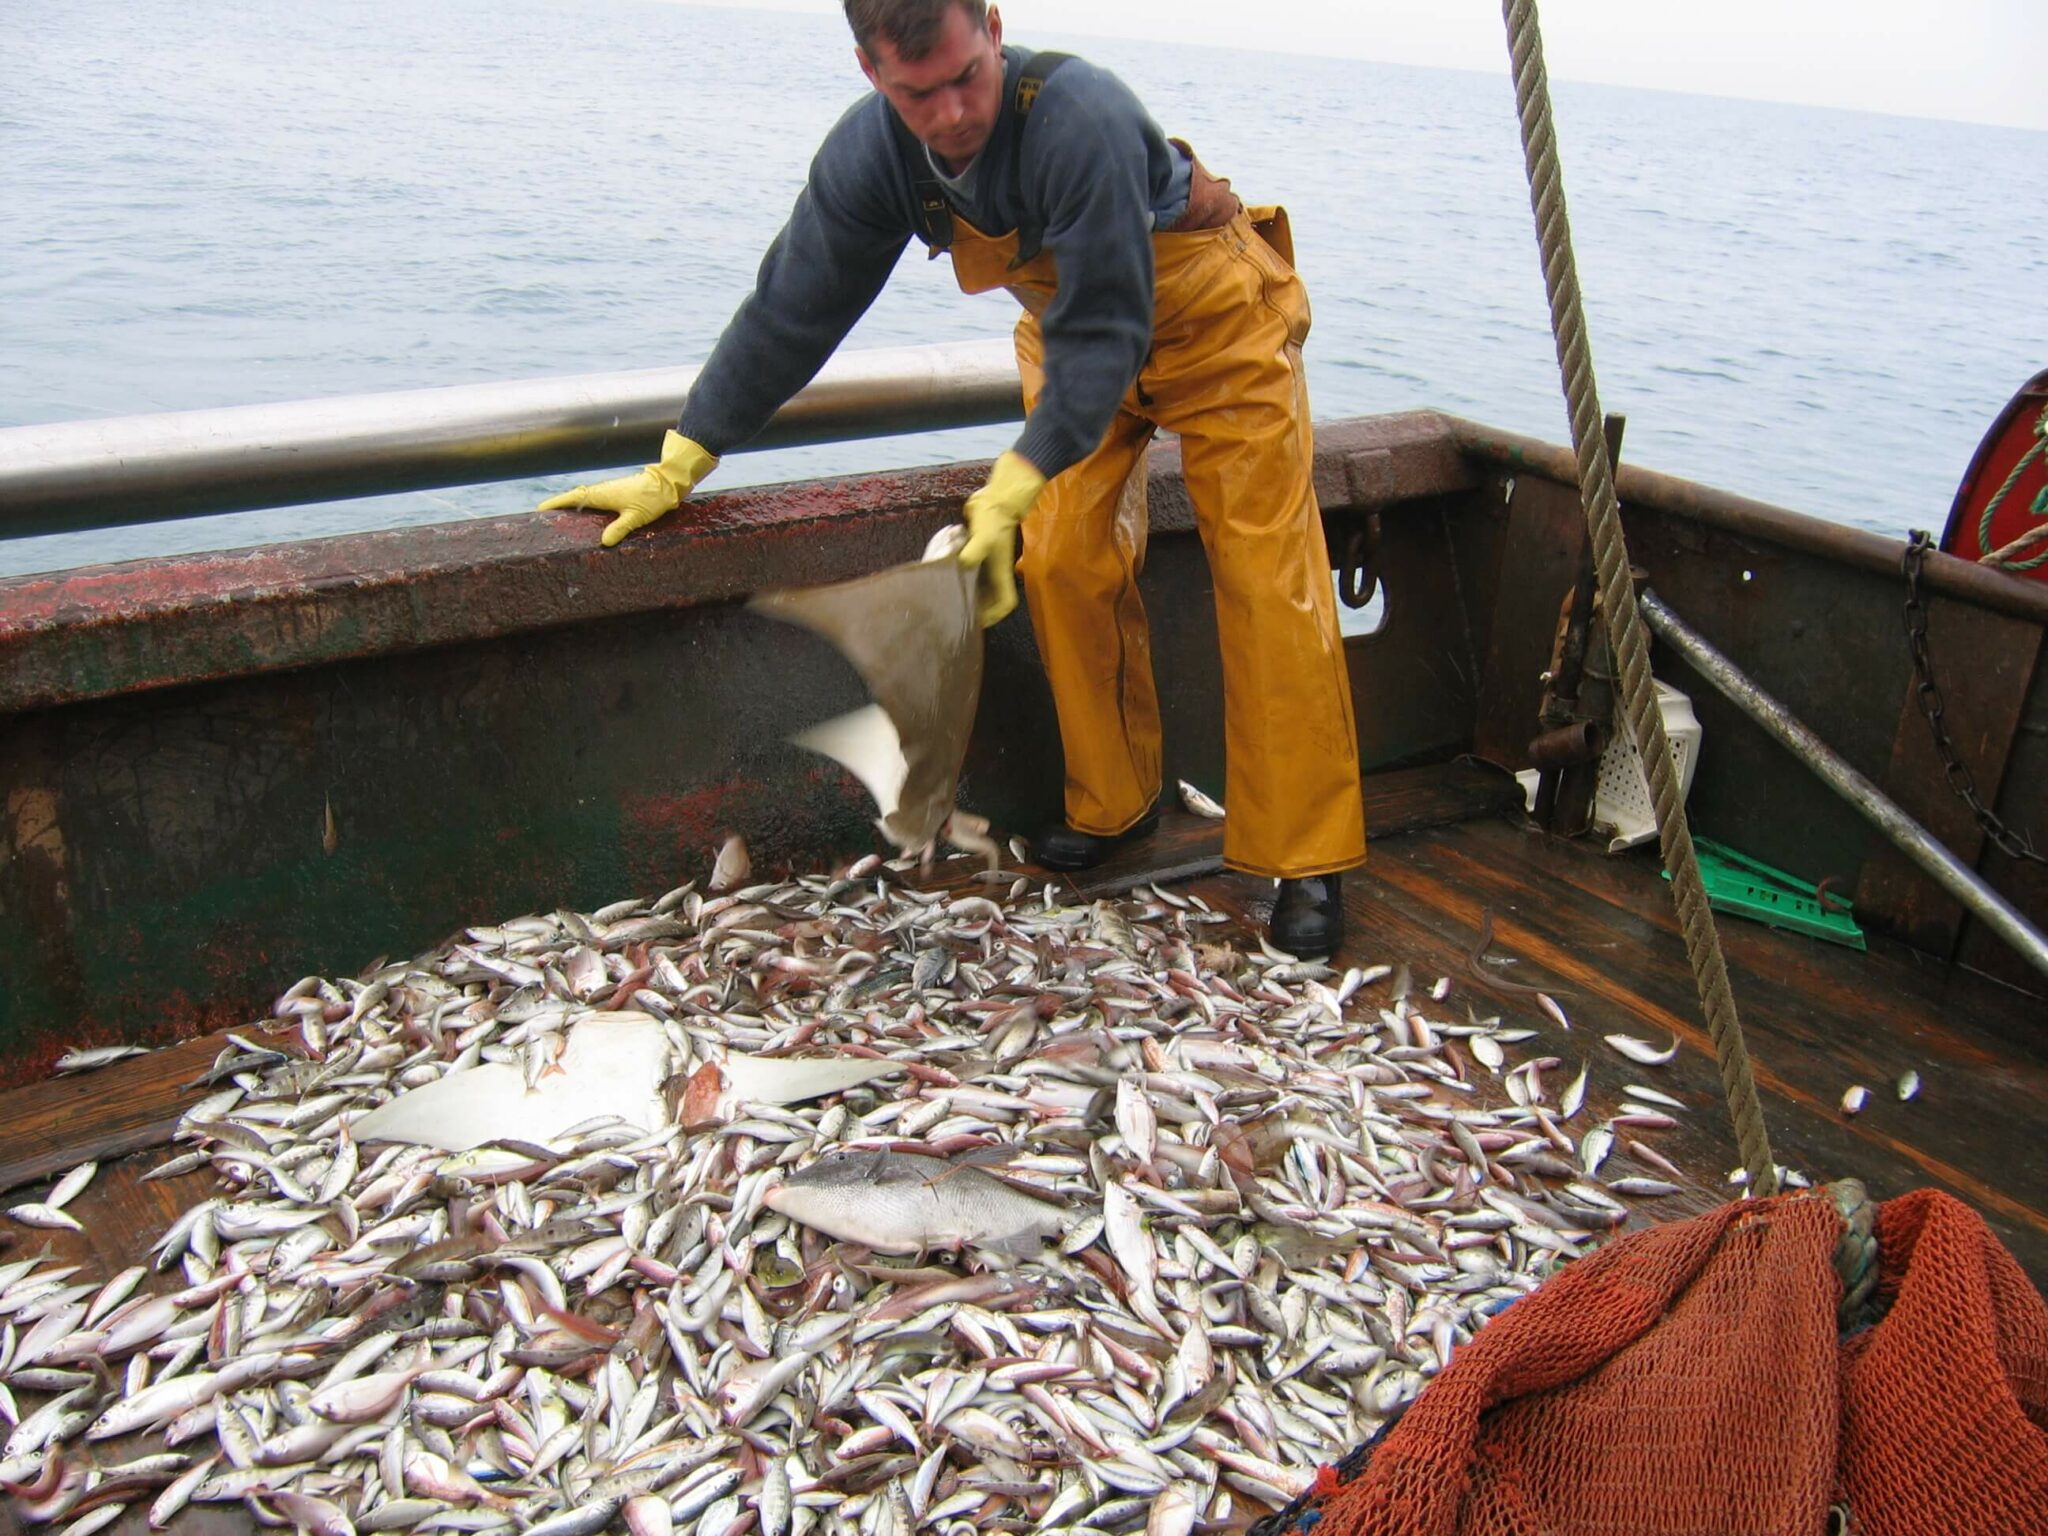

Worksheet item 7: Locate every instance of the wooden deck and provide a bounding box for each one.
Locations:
[0,770,2042,1535]
[5,767,2039,1295]
[1087,793,2048,1290]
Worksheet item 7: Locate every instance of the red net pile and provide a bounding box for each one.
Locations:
[1264,1188,2048,1536]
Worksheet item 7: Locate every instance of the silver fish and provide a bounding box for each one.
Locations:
[7,1202,84,1233]
[9,853,1716,1536]
[710,835,751,893]
[54,1045,150,1073]
[1603,1032,1677,1066]
[762,1150,1064,1254]
[46,1161,99,1210]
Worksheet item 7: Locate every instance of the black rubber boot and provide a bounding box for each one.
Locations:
[1033,802,1161,871]
[1270,872,1344,958]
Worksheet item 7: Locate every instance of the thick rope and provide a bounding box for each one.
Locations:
[1502,0,1778,1194]
[1977,405,2048,570]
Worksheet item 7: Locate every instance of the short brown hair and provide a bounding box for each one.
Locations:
[843,0,988,61]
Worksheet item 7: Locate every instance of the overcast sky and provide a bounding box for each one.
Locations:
[675,0,2048,132]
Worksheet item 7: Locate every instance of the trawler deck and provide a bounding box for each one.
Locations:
[4,766,2040,1303]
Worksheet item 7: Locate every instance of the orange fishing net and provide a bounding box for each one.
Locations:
[1260,1188,2048,1536]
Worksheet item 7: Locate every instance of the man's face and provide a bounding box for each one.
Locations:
[857,4,1006,169]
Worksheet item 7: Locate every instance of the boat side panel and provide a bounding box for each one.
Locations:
[1618,503,1940,895]
[1952,648,2048,994]
[0,604,907,1061]
[1438,430,2045,1001]
[1577,497,2046,1000]
[0,417,1493,1063]
[1859,603,2042,962]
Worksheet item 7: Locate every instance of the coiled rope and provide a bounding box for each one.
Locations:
[1501,0,1778,1194]
[1977,405,2048,570]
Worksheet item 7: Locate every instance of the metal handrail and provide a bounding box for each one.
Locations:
[1642,589,2048,983]
[0,339,1024,539]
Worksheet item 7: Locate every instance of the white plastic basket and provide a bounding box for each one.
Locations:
[1593,679,1701,852]
[1513,678,1702,853]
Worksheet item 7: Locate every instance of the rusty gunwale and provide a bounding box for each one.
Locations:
[9,408,2043,722]
[1448,414,2048,624]
[0,408,1463,716]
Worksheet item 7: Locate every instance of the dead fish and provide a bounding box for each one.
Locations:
[1620,1085,1685,1110]
[762,1149,1065,1254]
[1606,1176,1683,1197]
[1560,1061,1588,1119]
[7,1203,84,1233]
[45,1161,98,1211]
[53,1045,149,1074]
[1092,899,1140,962]
[1177,780,1225,819]
[1840,1084,1869,1116]
[1115,1078,1158,1168]
[1147,1481,1201,1536]
[710,834,751,893]
[681,1054,903,1128]
[623,1494,674,1536]
[943,809,1001,871]
[349,1012,670,1151]
[1896,1070,1920,1102]
[19,843,1718,1536]
[1603,1033,1678,1067]
[1578,1122,1615,1177]
[272,1490,356,1536]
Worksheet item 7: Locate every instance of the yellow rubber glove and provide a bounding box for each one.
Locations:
[537,431,719,547]
[957,451,1048,627]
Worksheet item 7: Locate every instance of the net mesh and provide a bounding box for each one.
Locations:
[1259,1187,2048,1536]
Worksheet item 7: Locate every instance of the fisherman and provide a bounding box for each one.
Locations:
[538,0,1365,956]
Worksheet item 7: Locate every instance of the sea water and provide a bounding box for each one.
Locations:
[3,0,2044,577]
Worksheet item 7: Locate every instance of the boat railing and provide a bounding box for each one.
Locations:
[0,339,1024,539]
[3,342,2042,632]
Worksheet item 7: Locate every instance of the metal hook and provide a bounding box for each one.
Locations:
[1338,515,1382,609]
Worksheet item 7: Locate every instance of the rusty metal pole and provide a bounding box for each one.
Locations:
[1643,590,2048,981]
[0,340,1024,538]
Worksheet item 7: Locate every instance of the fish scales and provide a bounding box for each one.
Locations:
[0,860,1705,1534]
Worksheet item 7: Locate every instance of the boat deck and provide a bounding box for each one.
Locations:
[0,770,2042,1532]
[1078,788,2048,1289]
[3,768,2043,1293]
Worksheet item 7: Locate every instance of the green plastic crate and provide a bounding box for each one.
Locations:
[1662,836,1866,950]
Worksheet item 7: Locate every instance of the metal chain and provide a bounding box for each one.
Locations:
[1902,531,2047,865]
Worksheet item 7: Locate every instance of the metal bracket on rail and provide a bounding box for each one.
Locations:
[1337,514,1383,610]
[1530,414,1626,831]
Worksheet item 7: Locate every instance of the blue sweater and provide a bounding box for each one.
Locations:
[679,47,1192,480]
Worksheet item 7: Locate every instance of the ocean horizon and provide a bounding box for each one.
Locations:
[3,0,2044,578]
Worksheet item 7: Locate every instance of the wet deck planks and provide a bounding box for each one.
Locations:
[1138,816,2048,1288]
[0,781,2042,1535]
[1,777,2040,1285]
[0,760,1527,1200]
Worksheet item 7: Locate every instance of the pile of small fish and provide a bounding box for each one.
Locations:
[0,853,1701,1536]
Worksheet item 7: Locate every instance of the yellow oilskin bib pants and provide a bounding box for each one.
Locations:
[944,171,1367,880]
